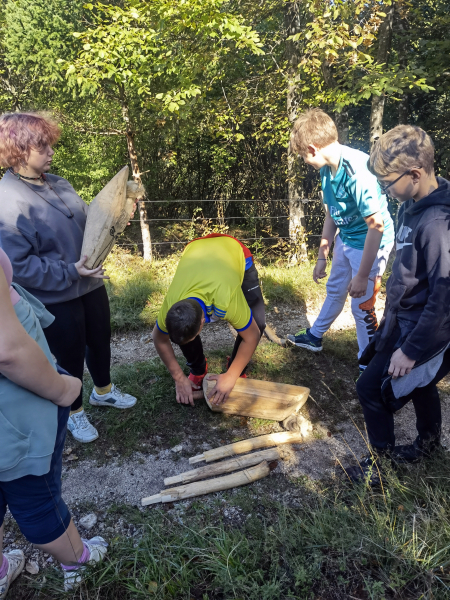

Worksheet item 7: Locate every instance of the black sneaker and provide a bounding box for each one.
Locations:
[391,437,441,464]
[343,454,385,486]
[286,328,323,352]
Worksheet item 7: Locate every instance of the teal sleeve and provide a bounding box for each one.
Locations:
[348,169,384,218]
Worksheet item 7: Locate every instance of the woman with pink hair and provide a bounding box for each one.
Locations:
[0,112,137,443]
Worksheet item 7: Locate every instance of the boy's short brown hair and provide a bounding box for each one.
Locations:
[369,125,435,176]
[290,108,338,155]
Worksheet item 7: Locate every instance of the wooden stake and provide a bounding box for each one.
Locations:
[165,447,283,486]
[142,461,271,506]
[189,431,303,464]
[203,375,309,421]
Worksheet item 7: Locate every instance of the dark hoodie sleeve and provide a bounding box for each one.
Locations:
[401,217,450,361]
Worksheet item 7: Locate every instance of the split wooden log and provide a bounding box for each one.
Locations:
[203,375,309,421]
[189,431,303,464]
[165,447,284,486]
[81,167,144,269]
[142,461,271,506]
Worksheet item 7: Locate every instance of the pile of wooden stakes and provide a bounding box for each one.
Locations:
[141,431,303,506]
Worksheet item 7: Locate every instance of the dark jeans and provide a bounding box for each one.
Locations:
[179,263,266,376]
[356,347,450,451]
[44,285,111,411]
[0,406,71,544]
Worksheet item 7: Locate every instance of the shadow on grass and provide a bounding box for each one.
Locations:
[75,328,362,462]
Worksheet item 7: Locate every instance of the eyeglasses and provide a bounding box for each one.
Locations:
[378,167,422,195]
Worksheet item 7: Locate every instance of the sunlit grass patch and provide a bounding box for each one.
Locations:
[104,248,327,333]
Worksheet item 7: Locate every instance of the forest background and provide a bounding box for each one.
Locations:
[0,0,446,262]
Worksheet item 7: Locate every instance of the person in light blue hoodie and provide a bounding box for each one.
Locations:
[0,248,107,597]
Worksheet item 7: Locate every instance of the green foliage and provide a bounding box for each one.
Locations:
[290,0,434,111]
[4,0,84,86]
[64,0,264,115]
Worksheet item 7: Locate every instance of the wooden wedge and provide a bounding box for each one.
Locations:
[165,447,283,486]
[203,375,309,421]
[142,461,271,506]
[81,166,136,269]
[189,431,303,464]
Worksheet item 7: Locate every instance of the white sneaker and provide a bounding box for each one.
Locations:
[67,410,99,443]
[64,536,108,591]
[0,550,25,599]
[89,384,137,409]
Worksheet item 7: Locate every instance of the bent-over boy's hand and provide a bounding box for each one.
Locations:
[207,372,237,405]
[175,375,198,406]
[388,348,416,379]
[312,260,327,284]
[347,273,369,298]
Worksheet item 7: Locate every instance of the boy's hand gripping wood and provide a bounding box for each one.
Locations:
[203,375,309,421]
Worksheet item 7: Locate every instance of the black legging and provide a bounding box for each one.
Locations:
[179,263,266,376]
[44,285,111,411]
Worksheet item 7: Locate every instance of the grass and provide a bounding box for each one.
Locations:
[11,248,450,600]
[19,455,450,599]
[73,329,362,462]
[104,249,327,332]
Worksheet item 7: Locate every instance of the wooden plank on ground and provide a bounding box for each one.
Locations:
[203,375,309,421]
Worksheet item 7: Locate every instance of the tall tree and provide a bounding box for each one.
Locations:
[63,0,264,260]
[369,3,396,149]
[285,1,307,261]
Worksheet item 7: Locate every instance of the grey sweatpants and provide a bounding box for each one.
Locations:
[310,235,393,363]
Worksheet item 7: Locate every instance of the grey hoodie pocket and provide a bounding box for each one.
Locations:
[0,411,30,472]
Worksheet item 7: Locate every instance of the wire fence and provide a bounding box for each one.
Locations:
[120,197,325,254]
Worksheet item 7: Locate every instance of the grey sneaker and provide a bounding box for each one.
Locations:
[67,409,99,443]
[286,328,323,352]
[0,550,25,599]
[64,537,108,591]
[89,384,136,409]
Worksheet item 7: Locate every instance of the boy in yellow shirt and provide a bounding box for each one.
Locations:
[152,234,265,406]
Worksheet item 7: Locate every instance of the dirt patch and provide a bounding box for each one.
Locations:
[109,292,387,366]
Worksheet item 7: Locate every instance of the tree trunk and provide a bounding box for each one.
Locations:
[369,4,395,150]
[397,14,409,125]
[120,91,152,261]
[285,1,307,262]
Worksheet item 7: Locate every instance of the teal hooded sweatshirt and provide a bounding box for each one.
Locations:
[0,285,58,482]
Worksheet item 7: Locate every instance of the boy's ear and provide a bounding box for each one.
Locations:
[410,167,423,183]
[307,144,318,156]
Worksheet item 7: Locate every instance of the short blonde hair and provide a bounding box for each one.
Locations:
[369,125,435,176]
[290,109,338,155]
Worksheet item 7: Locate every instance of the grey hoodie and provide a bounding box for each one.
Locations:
[0,169,102,304]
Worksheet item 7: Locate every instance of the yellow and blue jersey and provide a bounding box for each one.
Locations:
[156,235,253,334]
